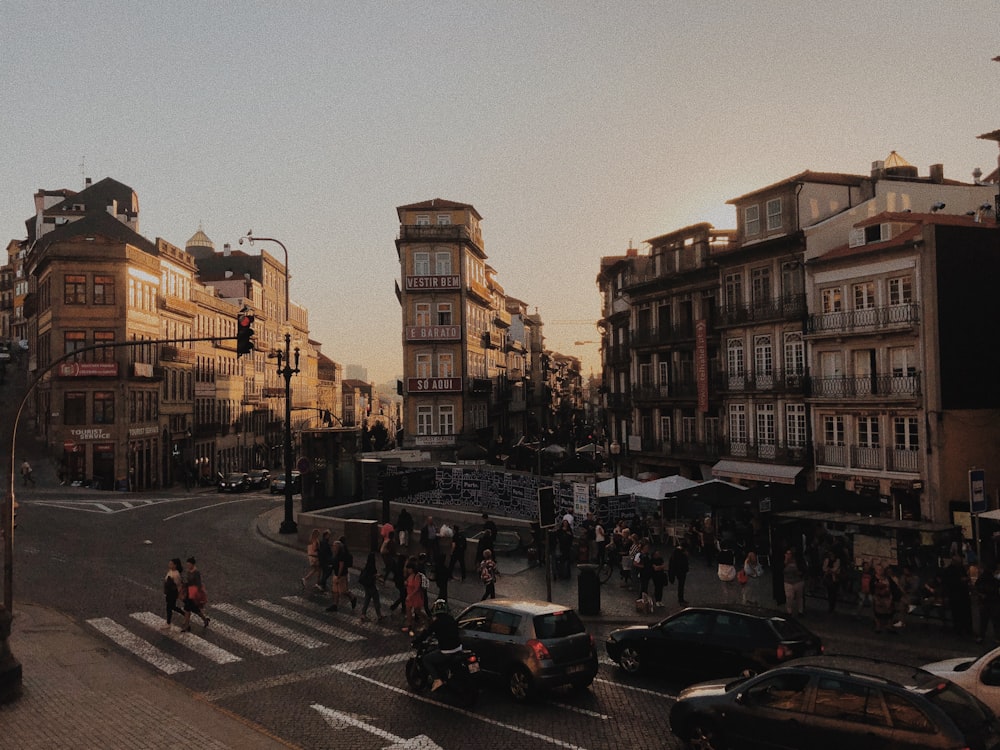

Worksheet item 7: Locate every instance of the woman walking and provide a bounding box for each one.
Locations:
[161,557,185,630]
[357,552,384,623]
[379,530,397,582]
[302,529,322,591]
[741,550,764,605]
[651,548,668,608]
[181,557,210,632]
[478,549,498,600]
[782,548,806,617]
[403,559,425,635]
[388,553,408,615]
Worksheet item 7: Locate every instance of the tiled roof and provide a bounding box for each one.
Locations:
[396,198,482,220]
[726,170,867,204]
[47,177,137,217]
[34,210,156,255]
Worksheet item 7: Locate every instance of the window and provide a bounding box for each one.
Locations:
[93,275,115,305]
[784,333,804,378]
[756,404,775,448]
[728,404,747,443]
[415,302,431,326]
[436,214,451,226]
[682,416,696,444]
[659,416,672,444]
[894,417,919,451]
[884,692,934,733]
[751,267,771,311]
[727,339,745,377]
[754,335,773,376]
[64,331,86,359]
[745,205,760,236]
[858,416,880,448]
[853,281,875,310]
[415,214,430,226]
[64,392,86,425]
[413,252,430,275]
[436,303,452,325]
[93,391,115,424]
[888,276,912,306]
[724,272,743,310]
[812,678,887,726]
[658,361,670,395]
[415,353,431,378]
[438,352,453,378]
[438,405,454,435]
[64,274,87,304]
[435,251,451,275]
[94,331,115,363]
[744,673,810,712]
[889,347,916,377]
[786,404,806,447]
[639,362,652,385]
[705,417,719,445]
[766,198,782,230]
[416,406,432,435]
[824,415,845,445]
[821,287,843,313]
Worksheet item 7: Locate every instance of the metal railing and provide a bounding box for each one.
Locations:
[807,303,920,335]
[807,373,921,399]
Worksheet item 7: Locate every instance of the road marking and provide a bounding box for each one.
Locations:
[211,603,327,648]
[130,612,242,664]
[283,595,391,633]
[163,496,266,520]
[548,701,610,719]
[248,599,365,642]
[87,617,193,674]
[193,618,288,657]
[312,704,443,749]
[593,677,676,699]
[202,665,342,701]
[334,658,591,750]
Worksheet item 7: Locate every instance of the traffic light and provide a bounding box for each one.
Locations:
[236,313,255,357]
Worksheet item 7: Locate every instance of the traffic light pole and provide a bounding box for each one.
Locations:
[277,332,300,535]
[1,335,234,704]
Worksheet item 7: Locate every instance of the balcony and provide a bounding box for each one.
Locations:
[159,293,198,317]
[807,303,920,337]
[399,224,477,245]
[637,438,722,460]
[719,294,806,327]
[494,307,511,327]
[481,330,504,349]
[722,369,807,393]
[631,322,696,347]
[632,383,672,401]
[159,345,196,364]
[807,373,921,399]
[606,392,630,410]
[814,444,920,474]
[608,343,630,365]
[723,440,812,465]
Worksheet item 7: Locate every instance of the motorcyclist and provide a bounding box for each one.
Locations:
[415,598,463,691]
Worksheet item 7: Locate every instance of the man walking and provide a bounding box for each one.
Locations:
[21,459,35,487]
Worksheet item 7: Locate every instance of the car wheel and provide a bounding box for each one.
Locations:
[618,645,642,674]
[507,666,534,702]
[570,675,594,692]
[685,719,727,750]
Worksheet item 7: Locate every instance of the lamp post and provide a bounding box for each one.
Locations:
[241,232,297,535]
[610,440,621,496]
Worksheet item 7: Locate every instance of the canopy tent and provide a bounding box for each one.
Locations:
[576,443,601,455]
[596,475,644,496]
[663,479,750,509]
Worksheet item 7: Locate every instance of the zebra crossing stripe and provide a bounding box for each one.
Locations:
[211,603,327,648]
[87,617,194,674]
[248,599,365,642]
[283,596,392,634]
[129,612,241,664]
[190,617,288,657]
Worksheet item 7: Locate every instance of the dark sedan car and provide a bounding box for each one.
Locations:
[669,656,1000,750]
[218,472,251,493]
[247,469,270,489]
[455,598,598,702]
[606,605,822,683]
[270,471,301,495]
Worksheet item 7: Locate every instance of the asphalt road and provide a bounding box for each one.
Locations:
[10,486,979,750]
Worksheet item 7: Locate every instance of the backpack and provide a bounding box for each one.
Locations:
[419,571,430,591]
[480,561,496,584]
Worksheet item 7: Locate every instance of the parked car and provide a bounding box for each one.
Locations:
[246,469,270,489]
[669,655,1000,750]
[454,598,598,702]
[270,471,301,494]
[606,605,822,683]
[925,645,1000,714]
[218,472,251,493]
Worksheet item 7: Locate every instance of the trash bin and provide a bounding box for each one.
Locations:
[577,563,601,616]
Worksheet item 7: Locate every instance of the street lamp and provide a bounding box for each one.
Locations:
[240,232,298,535]
[610,440,621,496]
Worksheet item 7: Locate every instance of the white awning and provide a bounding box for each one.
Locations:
[711,460,803,485]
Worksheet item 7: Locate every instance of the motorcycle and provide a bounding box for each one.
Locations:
[405,636,480,709]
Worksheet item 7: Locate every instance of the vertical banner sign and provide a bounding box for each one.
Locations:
[695,319,709,413]
[573,482,590,517]
[538,486,556,529]
[970,469,987,514]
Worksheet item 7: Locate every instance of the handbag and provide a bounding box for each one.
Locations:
[737,569,749,585]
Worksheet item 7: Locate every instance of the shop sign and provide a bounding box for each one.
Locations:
[128,425,158,438]
[405,325,461,341]
[59,362,119,377]
[133,362,154,378]
[405,274,460,290]
[414,435,453,446]
[407,377,461,392]
[69,428,111,440]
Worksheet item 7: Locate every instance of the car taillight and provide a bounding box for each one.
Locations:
[776,644,792,660]
[589,634,595,650]
[527,639,551,661]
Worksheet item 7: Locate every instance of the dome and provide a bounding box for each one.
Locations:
[186,225,214,251]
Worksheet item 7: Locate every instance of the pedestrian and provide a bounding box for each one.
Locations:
[553,519,574,580]
[181,557,210,632]
[700,516,716,567]
[717,543,738,604]
[821,549,841,613]
[477,513,497,564]
[161,557,185,630]
[318,530,335,592]
[871,564,899,634]
[943,553,974,637]
[636,541,654,597]
[357,552,384,623]
[396,507,414,549]
[448,525,467,581]
[379,529,398,582]
[419,515,438,559]
[433,552,449,602]
[301,528,322,591]
[782,548,806,617]
[20,459,34,487]
[619,529,634,587]
[478,549,498,600]
[325,540,358,613]
[651,547,668,608]
[975,566,1000,643]
[388,553,408,615]
[669,542,690,605]
[741,550,764,606]
[594,516,607,565]
[403,559,425,635]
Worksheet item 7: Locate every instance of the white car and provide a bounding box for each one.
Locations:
[924,646,1000,712]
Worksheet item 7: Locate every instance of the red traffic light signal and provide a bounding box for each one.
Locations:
[237,313,255,356]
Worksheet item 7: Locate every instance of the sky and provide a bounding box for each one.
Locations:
[2,1,998,385]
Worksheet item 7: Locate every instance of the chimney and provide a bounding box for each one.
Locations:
[223,243,231,256]
[85,177,92,188]
[929,164,944,184]
[626,247,638,257]
[871,160,886,180]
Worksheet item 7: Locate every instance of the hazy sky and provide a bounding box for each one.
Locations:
[3,2,998,384]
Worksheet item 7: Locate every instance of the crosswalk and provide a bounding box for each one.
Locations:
[86,594,389,675]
